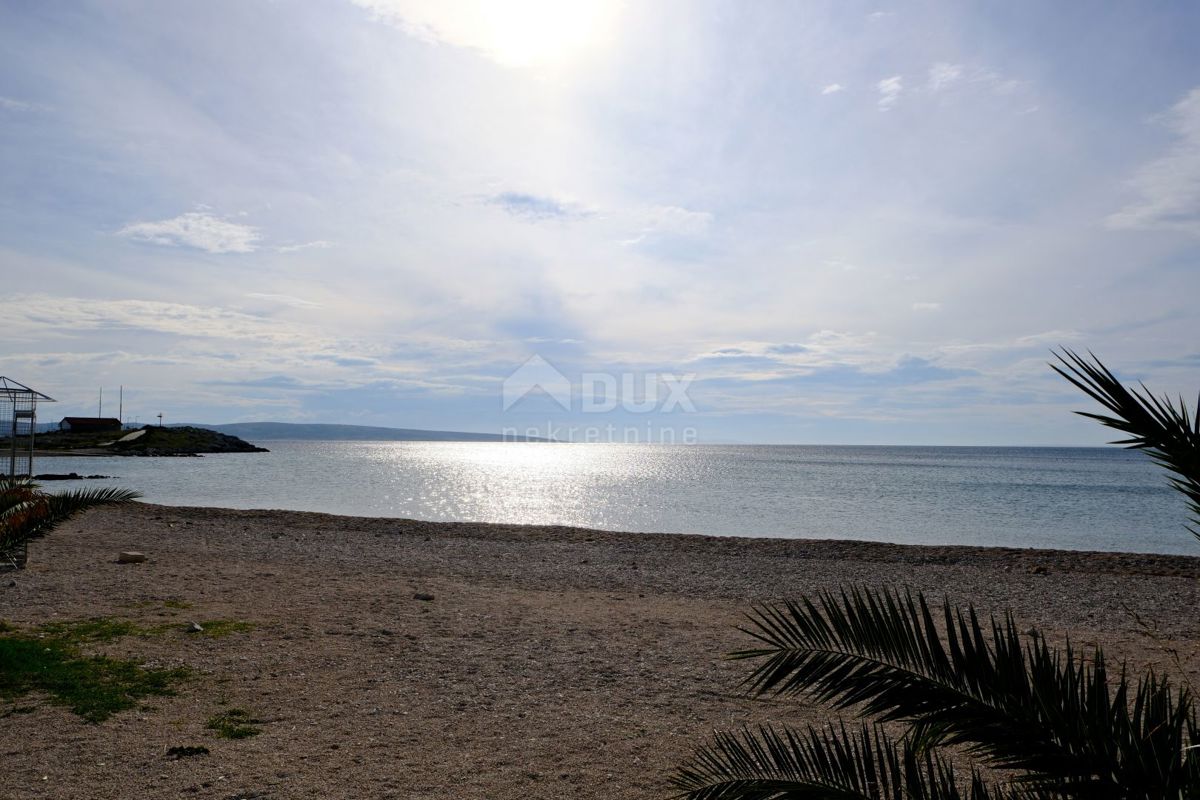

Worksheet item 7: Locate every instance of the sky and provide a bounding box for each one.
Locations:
[1,0,1198,445]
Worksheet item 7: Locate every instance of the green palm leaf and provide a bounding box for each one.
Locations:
[1050,348,1200,537]
[732,587,1200,796]
[671,722,1000,800]
[0,477,140,561]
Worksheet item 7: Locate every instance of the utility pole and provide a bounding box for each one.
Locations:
[98,387,103,418]
[157,413,163,428]
[119,386,123,426]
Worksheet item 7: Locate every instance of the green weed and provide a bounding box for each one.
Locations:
[0,633,186,722]
[205,707,262,739]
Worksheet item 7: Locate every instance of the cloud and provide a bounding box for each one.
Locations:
[820,83,845,95]
[487,191,586,221]
[927,62,962,92]
[0,294,304,343]
[1013,330,1082,346]
[205,374,316,390]
[314,354,380,367]
[926,62,1021,97]
[245,293,323,309]
[877,75,903,111]
[619,204,713,250]
[697,355,977,412]
[0,96,32,112]
[639,205,713,236]
[1107,87,1200,235]
[117,211,260,253]
[912,301,942,311]
[275,240,333,253]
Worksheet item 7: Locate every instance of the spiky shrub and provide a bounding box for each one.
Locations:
[1050,348,1200,538]
[0,477,140,567]
[670,587,1200,798]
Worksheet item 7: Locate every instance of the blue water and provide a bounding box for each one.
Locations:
[35,442,1198,555]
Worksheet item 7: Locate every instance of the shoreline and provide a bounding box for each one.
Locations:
[139,502,1200,578]
[4,503,1200,798]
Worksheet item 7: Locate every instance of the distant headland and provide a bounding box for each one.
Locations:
[175,421,553,443]
[31,424,269,457]
[20,421,552,458]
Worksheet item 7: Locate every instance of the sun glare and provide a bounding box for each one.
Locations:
[402,0,621,69]
[481,0,617,68]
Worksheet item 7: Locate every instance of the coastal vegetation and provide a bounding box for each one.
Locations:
[0,621,186,723]
[205,707,263,739]
[0,605,255,729]
[670,351,1200,798]
[35,614,253,640]
[194,619,255,637]
[670,587,1199,797]
[1051,349,1200,538]
[27,424,268,456]
[0,477,140,568]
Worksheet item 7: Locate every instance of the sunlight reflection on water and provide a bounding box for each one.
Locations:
[37,441,1197,555]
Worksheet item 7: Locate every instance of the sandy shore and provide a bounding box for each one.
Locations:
[3,503,1200,799]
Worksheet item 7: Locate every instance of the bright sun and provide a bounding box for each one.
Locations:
[383,0,623,70]
[477,0,619,68]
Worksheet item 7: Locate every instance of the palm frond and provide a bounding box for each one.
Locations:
[0,479,140,556]
[670,722,1002,800]
[1050,348,1200,536]
[42,486,142,518]
[733,586,1200,796]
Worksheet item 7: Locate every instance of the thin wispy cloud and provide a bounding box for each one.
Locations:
[487,192,587,221]
[927,63,963,92]
[1108,87,1200,235]
[117,211,260,254]
[245,293,323,309]
[821,83,845,95]
[275,240,333,254]
[0,96,32,112]
[877,75,903,110]
[926,62,1022,97]
[620,205,713,246]
[640,205,712,236]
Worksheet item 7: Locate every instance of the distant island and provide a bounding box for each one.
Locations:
[179,422,553,443]
[31,425,268,457]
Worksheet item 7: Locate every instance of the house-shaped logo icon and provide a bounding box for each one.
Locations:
[502,355,571,411]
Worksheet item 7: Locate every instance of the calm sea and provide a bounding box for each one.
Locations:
[35,442,1198,555]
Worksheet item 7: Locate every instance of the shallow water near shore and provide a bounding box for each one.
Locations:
[35,442,1196,555]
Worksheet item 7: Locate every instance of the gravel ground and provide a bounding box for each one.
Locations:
[2,502,1200,799]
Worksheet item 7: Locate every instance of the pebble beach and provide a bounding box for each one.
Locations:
[3,502,1200,799]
